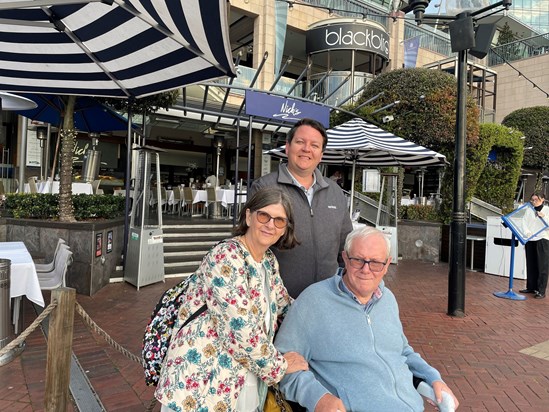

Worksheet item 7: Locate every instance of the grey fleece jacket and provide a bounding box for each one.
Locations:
[249,164,353,297]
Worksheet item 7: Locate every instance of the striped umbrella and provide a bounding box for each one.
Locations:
[266,117,447,210]
[0,0,235,98]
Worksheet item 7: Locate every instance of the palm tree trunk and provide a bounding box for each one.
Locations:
[58,96,76,222]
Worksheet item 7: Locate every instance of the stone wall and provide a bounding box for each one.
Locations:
[5,218,124,296]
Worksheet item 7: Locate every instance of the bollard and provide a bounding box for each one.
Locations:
[0,259,11,350]
[0,258,23,366]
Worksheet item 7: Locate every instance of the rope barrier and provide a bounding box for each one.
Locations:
[74,301,142,365]
[74,301,158,411]
[0,300,58,358]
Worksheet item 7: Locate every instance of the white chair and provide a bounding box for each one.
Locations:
[37,246,73,290]
[27,177,38,193]
[160,187,168,213]
[34,238,67,272]
[92,179,104,195]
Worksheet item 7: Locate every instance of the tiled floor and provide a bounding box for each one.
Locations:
[2,260,549,411]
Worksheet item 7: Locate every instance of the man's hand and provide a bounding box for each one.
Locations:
[432,380,460,410]
[283,351,309,374]
[314,393,346,412]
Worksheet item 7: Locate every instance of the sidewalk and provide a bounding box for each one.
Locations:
[2,260,549,411]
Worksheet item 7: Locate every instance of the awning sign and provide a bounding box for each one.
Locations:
[245,90,330,128]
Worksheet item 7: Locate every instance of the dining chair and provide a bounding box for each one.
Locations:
[34,238,67,272]
[92,179,104,195]
[172,187,182,214]
[160,187,168,213]
[205,187,220,218]
[27,177,38,193]
[182,187,195,216]
[37,246,73,290]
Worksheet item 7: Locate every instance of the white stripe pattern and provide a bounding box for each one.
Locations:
[0,0,235,98]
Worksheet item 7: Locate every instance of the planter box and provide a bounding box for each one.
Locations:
[5,217,124,296]
[398,220,442,263]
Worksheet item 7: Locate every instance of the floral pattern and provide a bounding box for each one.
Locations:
[155,238,292,411]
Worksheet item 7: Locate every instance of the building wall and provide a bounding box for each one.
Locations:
[491,53,549,123]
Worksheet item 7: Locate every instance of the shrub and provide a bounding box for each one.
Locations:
[5,193,125,220]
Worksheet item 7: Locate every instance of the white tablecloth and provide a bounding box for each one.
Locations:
[192,189,247,208]
[0,241,44,307]
[24,181,93,195]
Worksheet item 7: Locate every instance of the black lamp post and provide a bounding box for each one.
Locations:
[402,0,512,317]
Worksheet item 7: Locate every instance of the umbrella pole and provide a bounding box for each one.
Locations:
[349,161,356,219]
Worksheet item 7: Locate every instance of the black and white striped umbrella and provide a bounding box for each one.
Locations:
[0,0,235,98]
[266,117,447,211]
[267,118,447,167]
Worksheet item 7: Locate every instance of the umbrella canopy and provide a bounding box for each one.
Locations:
[0,0,235,98]
[17,94,130,132]
[266,118,447,213]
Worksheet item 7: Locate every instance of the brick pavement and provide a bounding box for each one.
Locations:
[1,260,549,411]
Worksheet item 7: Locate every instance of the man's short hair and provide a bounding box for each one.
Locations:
[344,226,391,259]
[286,118,328,150]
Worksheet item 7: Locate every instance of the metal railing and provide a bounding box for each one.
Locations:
[488,33,549,66]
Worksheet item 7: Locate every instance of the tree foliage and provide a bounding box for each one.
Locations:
[100,89,180,114]
[473,123,524,213]
[495,22,521,62]
[332,68,480,222]
[502,106,549,172]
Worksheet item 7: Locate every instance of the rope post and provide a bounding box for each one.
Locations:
[45,287,76,412]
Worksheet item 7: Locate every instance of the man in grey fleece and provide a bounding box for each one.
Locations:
[248,118,353,298]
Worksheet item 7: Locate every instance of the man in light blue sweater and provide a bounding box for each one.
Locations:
[275,227,459,411]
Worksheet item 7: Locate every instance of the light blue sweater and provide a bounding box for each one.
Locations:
[274,274,442,411]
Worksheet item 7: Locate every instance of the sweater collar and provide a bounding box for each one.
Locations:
[335,268,384,309]
[278,163,329,190]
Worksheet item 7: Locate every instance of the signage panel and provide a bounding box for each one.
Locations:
[307,22,390,60]
[245,90,330,128]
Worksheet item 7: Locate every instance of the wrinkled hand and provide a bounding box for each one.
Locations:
[283,351,308,374]
[431,380,460,410]
[314,393,346,412]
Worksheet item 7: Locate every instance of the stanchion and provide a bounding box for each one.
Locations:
[0,258,25,366]
[493,234,526,300]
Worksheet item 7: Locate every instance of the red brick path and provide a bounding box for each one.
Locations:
[2,260,549,411]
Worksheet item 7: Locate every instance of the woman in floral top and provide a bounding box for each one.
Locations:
[156,188,308,411]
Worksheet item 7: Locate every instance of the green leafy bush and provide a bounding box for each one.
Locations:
[5,193,125,220]
[399,205,441,222]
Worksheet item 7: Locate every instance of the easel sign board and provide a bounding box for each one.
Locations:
[501,202,549,245]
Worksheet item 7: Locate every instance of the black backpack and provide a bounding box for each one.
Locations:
[142,274,207,386]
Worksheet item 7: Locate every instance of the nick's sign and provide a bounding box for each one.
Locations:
[245,90,330,127]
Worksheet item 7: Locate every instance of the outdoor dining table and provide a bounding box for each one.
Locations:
[0,241,44,336]
[24,181,93,194]
[192,189,247,208]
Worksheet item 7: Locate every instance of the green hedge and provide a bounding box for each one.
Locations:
[399,205,442,222]
[4,193,126,220]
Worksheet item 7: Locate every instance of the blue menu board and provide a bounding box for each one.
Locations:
[501,202,549,245]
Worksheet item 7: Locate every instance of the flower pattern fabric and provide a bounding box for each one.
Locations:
[155,238,292,411]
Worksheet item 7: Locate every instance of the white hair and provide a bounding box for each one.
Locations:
[344,226,391,259]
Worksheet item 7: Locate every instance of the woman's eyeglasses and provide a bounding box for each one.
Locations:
[255,210,288,229]
[347,257,387,272]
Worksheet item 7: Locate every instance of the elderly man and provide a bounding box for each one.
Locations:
[275,226,459,412]
[249,118,352,297]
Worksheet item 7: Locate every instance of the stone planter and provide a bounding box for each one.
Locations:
[5,217,124,296]
[398,220,443,263]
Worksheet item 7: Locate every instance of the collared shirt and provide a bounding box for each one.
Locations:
[283,164,317,206]
[338,270,383,312]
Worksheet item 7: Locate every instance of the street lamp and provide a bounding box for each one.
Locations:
[402,0,512,317]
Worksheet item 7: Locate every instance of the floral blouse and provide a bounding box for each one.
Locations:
[155,238,292,412]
